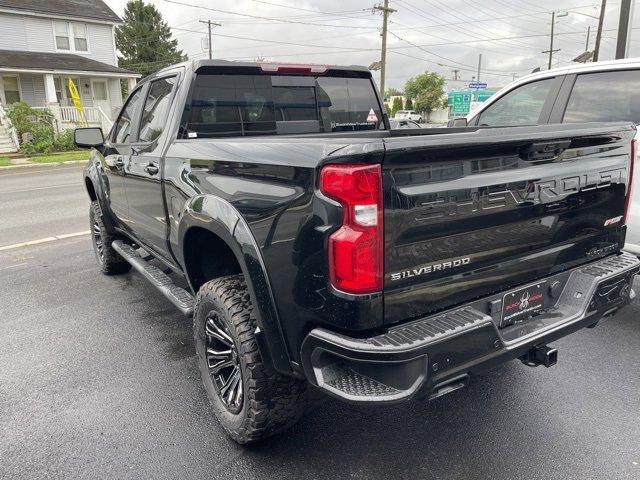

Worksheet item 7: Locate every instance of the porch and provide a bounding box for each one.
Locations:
[0,49,139,150]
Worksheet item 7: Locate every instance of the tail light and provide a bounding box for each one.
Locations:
[623,139,636,225]
[320,164,383,294]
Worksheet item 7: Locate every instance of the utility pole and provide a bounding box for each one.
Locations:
[476,53,482,82]
[585,26,591,51]
[373,0,396,97]
[615,0,634,59]
[593,0,607,62]
[199,19,221,59]
[451,69,460,81]
[542,11,562,70]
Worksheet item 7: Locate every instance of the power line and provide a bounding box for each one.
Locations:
[158,0,380,29]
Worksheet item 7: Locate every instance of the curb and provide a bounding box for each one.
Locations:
[0,160,86,171]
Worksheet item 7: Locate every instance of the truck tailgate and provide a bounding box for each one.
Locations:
[382,123,635,324]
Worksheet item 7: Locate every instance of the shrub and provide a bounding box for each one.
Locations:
[6,102,79,154]
[54,129,79,152]
[6,102,56,155]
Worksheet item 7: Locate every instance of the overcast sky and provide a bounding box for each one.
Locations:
[106,0,640,91]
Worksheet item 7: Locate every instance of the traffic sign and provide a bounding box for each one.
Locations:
[468,82,488,89]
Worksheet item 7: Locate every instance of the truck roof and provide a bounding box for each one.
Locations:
[144,59,371,82]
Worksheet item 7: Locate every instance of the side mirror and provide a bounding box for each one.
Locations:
[447,117,468,128]
[74,127,104,148]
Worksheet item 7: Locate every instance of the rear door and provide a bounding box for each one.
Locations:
[125,74,179,256]
[382,124,635,324]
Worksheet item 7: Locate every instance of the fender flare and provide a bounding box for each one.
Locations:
[177,194,296,376]
[84,156,117,233]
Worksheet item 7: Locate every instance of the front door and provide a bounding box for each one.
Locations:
[102,86,145,227]
[125,75,178,257]
[91,79,110,117]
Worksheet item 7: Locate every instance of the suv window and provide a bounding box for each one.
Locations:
[182,74,383,138]
[113,88,143,144]
[563,70,640,124]
[139,76,177,143]
[476,78,555,126]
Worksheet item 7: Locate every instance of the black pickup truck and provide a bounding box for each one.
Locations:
[75,60,639,444]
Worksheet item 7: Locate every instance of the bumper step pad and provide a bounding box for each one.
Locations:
[302,253,640,404]
[111,240,195,316]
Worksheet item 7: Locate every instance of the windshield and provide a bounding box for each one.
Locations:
[180,73,384,138]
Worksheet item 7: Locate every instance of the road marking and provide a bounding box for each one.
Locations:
[0,183,79,194]
[0,231,90,252]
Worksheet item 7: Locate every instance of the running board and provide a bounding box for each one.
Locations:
[111,240,195,316]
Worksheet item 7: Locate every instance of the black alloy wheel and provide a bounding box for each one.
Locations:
[205,311,243,413]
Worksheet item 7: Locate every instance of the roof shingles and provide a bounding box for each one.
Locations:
[0,50,137,76]
[0,0,121,23]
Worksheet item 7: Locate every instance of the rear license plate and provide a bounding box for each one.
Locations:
[501,282,546,326]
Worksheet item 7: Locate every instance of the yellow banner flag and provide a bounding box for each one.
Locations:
[67,78,84,113]
[67,78,88,126]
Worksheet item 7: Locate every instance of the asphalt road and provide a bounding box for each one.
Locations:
[0,164,88,247]
[1,167,639,479]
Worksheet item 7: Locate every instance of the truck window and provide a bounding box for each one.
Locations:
[562,69,640,124]
[476,78,554,126]
[181,74,383,138]
[139,76,177,143]
[113,88,143,144]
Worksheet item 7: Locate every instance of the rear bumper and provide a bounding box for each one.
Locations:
[300,253,640,404]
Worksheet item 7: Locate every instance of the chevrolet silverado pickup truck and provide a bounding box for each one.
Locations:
[74,60,639,444]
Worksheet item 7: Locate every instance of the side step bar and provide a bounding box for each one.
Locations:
[111,240,195,316]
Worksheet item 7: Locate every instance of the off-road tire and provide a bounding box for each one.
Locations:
[89,201,131,275]
[194,274,307,444]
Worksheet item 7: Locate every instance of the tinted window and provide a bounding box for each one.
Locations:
[563,70,640,124]
[182,74,382,138]
[476,78,554,126]
[113,88,143,144]
[139,76,177,143]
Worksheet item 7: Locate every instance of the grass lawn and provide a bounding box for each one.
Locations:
[29,151,90,164]
[0,157,11,167]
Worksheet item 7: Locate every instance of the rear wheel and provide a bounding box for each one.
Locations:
[89,201,131,275]
[194,274,307,444]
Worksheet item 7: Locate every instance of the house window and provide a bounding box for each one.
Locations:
[73,23,88,52]
[54,21,70,50]
[2,76,21,104]
[54,21,89,52]
[53,77,63,103]
[93,81,108,101]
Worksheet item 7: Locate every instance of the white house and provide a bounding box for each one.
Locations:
[0,0,140,153]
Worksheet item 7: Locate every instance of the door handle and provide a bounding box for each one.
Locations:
[144,163,159,175]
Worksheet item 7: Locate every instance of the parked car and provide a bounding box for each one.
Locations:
[75,59,638,444]
[390,118,422,129]
[394,110,423,122]
[458,58,640,255]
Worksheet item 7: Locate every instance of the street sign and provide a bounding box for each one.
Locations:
[468,82,488,89]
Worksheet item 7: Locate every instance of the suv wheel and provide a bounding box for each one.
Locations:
[89,201,131,275]
[194,274,307,444]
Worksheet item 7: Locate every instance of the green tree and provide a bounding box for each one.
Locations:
[404,72,447,115]
[116,0,186,78]
[391,97,403,117]
[384,87,402,100]
[405,97,413,110]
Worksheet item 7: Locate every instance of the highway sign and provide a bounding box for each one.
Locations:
[468,82,488,89]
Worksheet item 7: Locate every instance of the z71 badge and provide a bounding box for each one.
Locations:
[390,257,471,281]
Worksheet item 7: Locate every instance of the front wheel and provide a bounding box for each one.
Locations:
[194,275,307,444]
[89,201,131,275]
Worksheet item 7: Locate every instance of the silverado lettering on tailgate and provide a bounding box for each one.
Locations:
[414,167,626,222]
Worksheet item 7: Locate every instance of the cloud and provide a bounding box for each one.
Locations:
[107,0,639,91]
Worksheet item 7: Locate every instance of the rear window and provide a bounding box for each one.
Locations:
[180,74,383,138]
[562,69,640,124]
